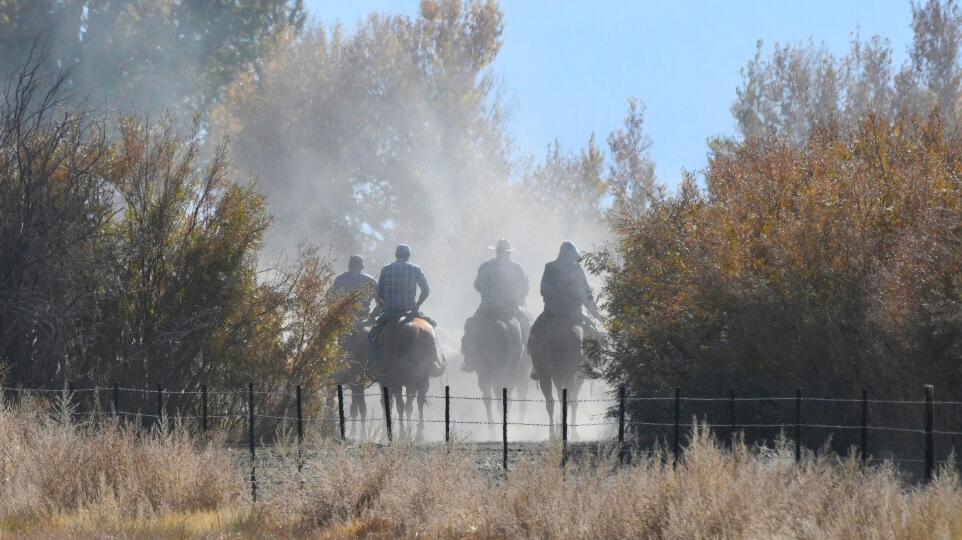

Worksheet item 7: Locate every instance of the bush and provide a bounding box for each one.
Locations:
[590,113,962,457]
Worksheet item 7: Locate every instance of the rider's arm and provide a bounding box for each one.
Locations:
[416,269,430,308]
[577,266,602,318]
[474,263,484,293]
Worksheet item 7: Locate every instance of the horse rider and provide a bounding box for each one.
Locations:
[330,255,379,324]
[368,244,441,373]
[530,241,602,379]
[461,238,532,373]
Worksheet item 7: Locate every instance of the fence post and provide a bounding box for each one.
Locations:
[113,382,120,417]
[790,388,801,463]
[383,386,392,443]
[296,385,304,477]
[729,387,736,446]
[445,385,451,443]
[201,384,208,433]
[861,389,868,467]
[156,383,163,427]
[618,385,626,463]
[336,384,345,440]
[924,384,935,483]
[502,387,508,474]
[561,388,568,469]
[249,382,257,502]
[673,387,680,465]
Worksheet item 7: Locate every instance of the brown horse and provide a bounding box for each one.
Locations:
[336,323,373,438]
[378,314,441,440]
[528,314,585,438]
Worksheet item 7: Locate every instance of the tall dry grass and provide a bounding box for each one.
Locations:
[0,396,245,525]
[3,399,962,539]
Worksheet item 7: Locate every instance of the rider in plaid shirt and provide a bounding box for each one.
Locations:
[368,244,433,367]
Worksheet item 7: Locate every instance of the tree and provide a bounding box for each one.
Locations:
[606,99,659,219]
[590,113,962,457]
[218,0,510,261]
[0,0,306,120]
[729,0,962,143]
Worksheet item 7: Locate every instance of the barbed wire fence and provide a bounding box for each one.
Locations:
[2,382,959,502]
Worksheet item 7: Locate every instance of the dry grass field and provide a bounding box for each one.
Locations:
[2,398,961,539]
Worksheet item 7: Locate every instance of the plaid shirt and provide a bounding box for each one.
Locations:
[474,257,529,306]
[377,260,429,312]
[331,270,378,316]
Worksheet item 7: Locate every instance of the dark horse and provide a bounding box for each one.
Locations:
[528,314,586,439]
[377,313,441,440]
[468,310,524,433]
[336,323,373,438]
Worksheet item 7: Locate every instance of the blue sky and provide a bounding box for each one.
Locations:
[303,1,914,190]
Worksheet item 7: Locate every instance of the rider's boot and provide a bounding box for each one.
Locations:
[460,355,475,373]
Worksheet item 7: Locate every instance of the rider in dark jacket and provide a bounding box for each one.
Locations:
[330,255,379,323]
[529,241,601,379]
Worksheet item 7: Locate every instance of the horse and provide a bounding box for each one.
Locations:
[336,322,373,438]
[528,313,586,439]
[377,313,441,440]
[467,309,524,435]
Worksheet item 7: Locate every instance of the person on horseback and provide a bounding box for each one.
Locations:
[368,244,441,374]
[331,255,378,322]
[461,238,532,373]
[529,241,601,379]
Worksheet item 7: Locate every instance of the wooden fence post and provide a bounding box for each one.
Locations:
[924,384,935,483]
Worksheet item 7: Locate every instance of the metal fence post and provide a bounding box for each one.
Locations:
[673,387,680,465]
[561,388,568,469]
[924,384,935,483]
[156,383,163,427]
[201,384,208,433]
[336,384,345,440]
[861,389,868,467]
[445,385,451,443]
[729,387,736,446]
[618,385,626,463]
[383,386,392,443]
[249,382,257,502]
[795,388,802,463]
[502,387,508,474]
[296,385,304,477]
[113,382,120,417]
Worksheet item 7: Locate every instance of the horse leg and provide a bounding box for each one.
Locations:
[540,377,555,439]
[416,379,428,442]
[570,383,581,442]
[394,392,406,440]
[482,385,496,440]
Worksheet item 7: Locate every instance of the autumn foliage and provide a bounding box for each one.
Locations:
[592,113,962,453]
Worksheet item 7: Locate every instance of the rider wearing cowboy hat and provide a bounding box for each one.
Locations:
[461,238,532,373]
